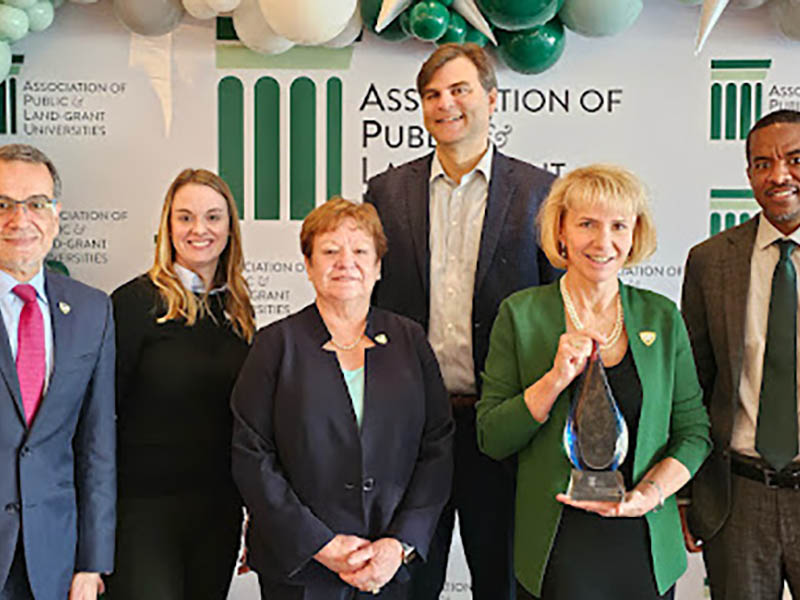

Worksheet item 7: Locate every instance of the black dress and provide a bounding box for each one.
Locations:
[521,349,674,600]
[105,275,250,600]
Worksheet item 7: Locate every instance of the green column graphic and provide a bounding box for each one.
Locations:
[218,76,245,219]
[755,83,763,120]
[710,83,722,140]
[290,77,316,220]
[740,83,751,140]
[255,77,280,220]
[0,80,6,135]
[725,83,737,140]
[710,213,721,236]
[740,212,751,225]
[9,78,17,135]
[725,212,736,230]
[327,77,343,201]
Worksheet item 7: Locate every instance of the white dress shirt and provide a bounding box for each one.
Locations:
[0,268,55,392]
[428,145,493,394]
[732,214,800,460]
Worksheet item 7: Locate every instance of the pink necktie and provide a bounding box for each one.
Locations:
[13,284,45,426]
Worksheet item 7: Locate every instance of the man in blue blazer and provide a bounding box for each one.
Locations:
[0,144,115,600]
[365,44,558,600]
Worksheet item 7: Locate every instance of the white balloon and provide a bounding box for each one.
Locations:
[233,0,293,54]
[325,4,362,47]
[0,41,10,81]
[730,0,770,7]
[208,0,240,10]
[259,0,357,44]
[772,0,800,39]
[183,0,216,19]
[695,0,729,54]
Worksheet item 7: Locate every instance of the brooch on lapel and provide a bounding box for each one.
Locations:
[374,333,388,345]
[639,331,656,346]
[58,301,71,315]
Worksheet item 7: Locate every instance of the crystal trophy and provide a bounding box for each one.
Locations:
[563,341,628,501]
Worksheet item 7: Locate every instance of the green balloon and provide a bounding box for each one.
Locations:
[4,0,37,9]
[437,10,467,44]
[27,2,54,32]
[497,18,565,74]
[360,0,409,41]
[0,5,29,43]
[439,0,454,5]
[0,41,10,81]
[477,0,563,30]
[409,0,450,41]
[559,0,642,37]
[464,24,489,46]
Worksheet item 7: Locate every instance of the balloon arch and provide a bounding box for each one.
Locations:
[0,0,798,81]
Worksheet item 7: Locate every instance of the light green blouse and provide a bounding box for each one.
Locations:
[341,365,365,428]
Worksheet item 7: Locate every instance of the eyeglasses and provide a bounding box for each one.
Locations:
[0,195,58,217]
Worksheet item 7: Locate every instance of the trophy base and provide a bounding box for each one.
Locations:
[566,469,625,502]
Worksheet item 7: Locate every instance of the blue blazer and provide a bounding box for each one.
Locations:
[231,304,453,591]
[0,270,116,599]
[364,150,559,386]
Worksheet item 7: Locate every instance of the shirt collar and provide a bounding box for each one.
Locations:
[174,263,225,295]
[755,212,800,250]
[0,267,48,304]
[430,143,494,187]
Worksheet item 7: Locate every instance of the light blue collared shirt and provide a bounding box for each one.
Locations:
[0,268,55,392]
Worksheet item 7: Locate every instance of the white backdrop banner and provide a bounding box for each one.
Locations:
[3,1,798,598]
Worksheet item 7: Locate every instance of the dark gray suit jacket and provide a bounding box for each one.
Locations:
[364,150,559,388]
[681,216,759,541]
[0,270,116,598]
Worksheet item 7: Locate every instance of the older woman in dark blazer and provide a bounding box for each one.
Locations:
[477,165,711,600]
[231,197,454,600]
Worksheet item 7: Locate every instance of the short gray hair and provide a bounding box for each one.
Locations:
[0,143,62,199]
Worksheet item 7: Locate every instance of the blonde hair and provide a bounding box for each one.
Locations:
[300,196,387,262]
[537,164,657,270]
[147,168,255,342]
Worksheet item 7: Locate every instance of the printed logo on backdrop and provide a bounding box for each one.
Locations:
[709,59,770,142]
[215,16,349,322]
[1,53,132,274]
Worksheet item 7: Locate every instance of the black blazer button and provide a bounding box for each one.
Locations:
[344,483,356,491]
[20,447,30,458]
[362,478,375,492]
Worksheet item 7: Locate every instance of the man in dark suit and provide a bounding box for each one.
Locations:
[681,109,800,598]
[0,144,115,600]
[365,43,558,600]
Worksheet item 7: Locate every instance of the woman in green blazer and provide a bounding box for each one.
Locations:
[476,165,711,600]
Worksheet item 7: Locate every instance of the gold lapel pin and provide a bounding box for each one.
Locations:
[58,301,71,315]
[374,333,388,345]
[639,331,656,346]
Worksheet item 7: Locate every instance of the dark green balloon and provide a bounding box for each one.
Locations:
[399,10,412,36]
[409,0,450,41]
[437,10,467,44]
[496,18,566,74]
[477,0,564,30]
[360,0,410,41]
[438,0,454,5]
[464,24,489,47]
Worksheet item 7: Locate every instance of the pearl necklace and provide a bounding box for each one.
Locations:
[329,330,364,351]
[560,278,624,351]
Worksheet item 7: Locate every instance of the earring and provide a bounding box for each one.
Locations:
[558,241,568,259]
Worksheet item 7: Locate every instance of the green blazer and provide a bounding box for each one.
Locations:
[476,280,711,596]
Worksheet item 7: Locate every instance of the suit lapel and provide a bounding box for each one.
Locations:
[405,156,432,295]
[0,316,25,424]
[37,272,69,425]
[475,152,514,295]
[722,217,758,396]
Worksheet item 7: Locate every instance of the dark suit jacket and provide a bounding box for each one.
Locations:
[0,270,116,599]
[364,150,559,387]
[231,304,453,590]
[681,216,759,541]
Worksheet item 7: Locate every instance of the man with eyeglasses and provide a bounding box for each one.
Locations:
[0,144,115,600]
